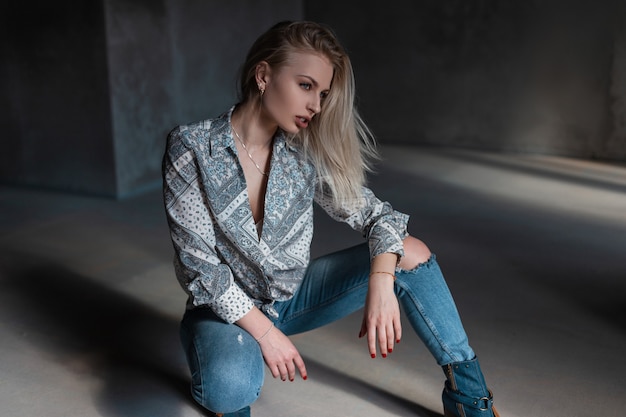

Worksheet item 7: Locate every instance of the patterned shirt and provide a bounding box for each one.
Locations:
[163,108,409,323]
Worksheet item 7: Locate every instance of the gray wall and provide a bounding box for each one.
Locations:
[307,0,626,161]
[2,0,624,198]
[1,0,302,198]
[104,0,303,197]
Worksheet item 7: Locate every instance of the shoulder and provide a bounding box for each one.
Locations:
[166,109,233,155]
[166,117,214,151]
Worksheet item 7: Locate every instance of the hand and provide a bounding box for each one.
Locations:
[359,274,402,358]
[258,326,308,382]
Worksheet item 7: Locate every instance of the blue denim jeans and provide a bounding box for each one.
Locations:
[180,243,475,415]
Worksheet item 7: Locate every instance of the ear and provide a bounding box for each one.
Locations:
[255,61,271,90]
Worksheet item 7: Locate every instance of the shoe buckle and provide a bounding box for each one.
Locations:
[474,390,494,411]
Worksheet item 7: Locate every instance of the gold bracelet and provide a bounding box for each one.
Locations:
[256,322,274,342]
[369,271,396,281]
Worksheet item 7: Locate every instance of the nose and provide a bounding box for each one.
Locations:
[308,95,321,116]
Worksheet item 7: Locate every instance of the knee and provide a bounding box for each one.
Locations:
[398,235,431,270]
[183,325,264,414]
[194,360,264,413]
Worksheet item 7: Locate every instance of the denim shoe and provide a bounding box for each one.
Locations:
[442,357,500,417]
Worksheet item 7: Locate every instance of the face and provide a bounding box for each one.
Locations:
[259,51,334,134]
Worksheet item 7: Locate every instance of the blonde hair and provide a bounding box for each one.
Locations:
[239,21,378,209]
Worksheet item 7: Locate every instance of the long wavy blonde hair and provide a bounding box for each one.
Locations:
[238,21,378,209]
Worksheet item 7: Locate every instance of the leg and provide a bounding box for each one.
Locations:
[395,243,474,364]
[273,243,372,335]
[274,238,473,363]
[397,236,499,417]
[180,308,261,416]
[180,245,372,416]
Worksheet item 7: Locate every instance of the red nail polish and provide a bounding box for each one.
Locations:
[382,353,387,358]
[371,353,376,359]
[388,348,393,353]
[396,339,401,344]
[303,375,307,380]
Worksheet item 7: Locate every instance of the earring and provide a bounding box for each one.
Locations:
[258,84,265,98]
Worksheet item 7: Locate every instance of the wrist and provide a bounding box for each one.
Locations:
[369,271,396,281]
[255,322,274,343]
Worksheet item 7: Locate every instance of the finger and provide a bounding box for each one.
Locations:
[386,323,396,353]
[293,354,308,380]
[269,364,281,379]
[378,325,389,357]
[367,325,377,358]
[277,363,289,381]
[358,317,368,339]
[286,360,297,382]
[394,315,402,345]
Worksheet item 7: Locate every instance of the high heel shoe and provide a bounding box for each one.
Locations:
[442,357,500,417]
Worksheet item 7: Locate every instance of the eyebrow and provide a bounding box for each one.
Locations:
[298,75,319,86]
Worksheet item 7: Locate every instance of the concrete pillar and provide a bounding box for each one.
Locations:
[1,0,303,198]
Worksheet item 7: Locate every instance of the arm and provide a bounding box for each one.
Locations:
[237,307,308,382]
[315,185,409,358]
[163,127,254,323]
[359,252,401,358]
[315,186,409,261]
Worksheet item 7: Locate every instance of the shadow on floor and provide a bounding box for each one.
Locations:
[2,249,444,416]
[301,356,443,417]
[1,250,203,417]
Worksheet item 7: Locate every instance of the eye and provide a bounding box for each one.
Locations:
[320,91,330,100]
[300,83,312,90]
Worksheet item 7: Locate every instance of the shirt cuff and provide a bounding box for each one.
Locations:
[368,213,409,259]
[208,284,254,324]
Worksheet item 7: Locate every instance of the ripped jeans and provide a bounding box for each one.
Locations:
[179,243,475,414]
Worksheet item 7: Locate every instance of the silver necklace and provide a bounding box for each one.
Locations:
[231,123,269,177]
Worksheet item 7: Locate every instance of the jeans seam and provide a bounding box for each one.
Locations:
[188,328,206,407]
[395,276,460,364]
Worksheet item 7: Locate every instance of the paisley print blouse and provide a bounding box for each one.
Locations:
[163,108,409,323]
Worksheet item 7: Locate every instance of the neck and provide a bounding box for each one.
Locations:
[231,102,277,150]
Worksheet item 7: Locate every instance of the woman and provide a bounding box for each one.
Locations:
[163,21,500,417]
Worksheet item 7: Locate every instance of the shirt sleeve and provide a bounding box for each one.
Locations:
[163,127,254,323]
[314,184,409,261]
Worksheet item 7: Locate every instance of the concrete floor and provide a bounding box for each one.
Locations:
[1,145,625,417]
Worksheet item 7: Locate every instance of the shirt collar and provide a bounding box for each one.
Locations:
[210,105,298,156]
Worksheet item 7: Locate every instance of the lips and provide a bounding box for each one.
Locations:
[295,116,310,129]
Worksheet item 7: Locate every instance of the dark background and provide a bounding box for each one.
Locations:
[2,0,624,198]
